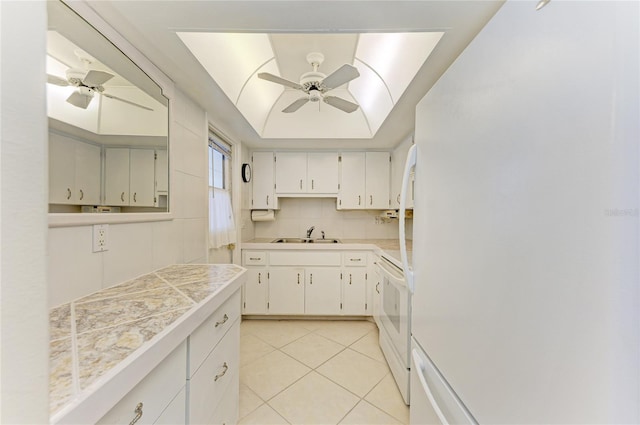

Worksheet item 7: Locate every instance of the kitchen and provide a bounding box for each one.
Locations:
[1,0,638,424]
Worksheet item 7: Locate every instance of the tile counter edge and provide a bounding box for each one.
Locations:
[50,265,247,425]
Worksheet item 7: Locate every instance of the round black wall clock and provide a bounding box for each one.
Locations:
[241,163,252,182]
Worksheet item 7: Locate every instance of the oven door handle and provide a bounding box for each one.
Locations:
[375,260,406,287]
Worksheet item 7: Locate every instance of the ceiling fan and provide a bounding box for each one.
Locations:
[47,50,153,111]
[258,52,360,113]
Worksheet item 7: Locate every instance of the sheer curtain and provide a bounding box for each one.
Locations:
[209,187,236,249]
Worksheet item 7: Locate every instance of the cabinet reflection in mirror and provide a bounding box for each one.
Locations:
[47,1,169,213]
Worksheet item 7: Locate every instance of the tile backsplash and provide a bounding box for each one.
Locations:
[252,198,410,240]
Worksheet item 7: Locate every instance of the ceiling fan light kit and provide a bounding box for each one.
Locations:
[258,51,361,114]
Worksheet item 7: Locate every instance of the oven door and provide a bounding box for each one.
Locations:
[376,257,411,367]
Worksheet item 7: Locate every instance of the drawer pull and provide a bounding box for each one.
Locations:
[215,314,229,328]
[214,362,229,381]
[350,258,362,262]
[349,274,352,285]
[376,282,380,294]
[249,257,261,261]
[129,402,143,425]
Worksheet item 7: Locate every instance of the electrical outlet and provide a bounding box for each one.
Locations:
[92,224,109,252]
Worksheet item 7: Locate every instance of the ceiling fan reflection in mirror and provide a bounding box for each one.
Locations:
[258,52,360,113]
[47,49,153,111]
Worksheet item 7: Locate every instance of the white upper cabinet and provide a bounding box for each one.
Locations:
[338,152,367,209]
[365,151,391,209]
[105,148,131,206]
[49,134,101,205]
[308,152,339,194]
[129,149,156,207]
[275,152,307,193]
[105,148,158,207]
[338,152,390,209]
[275,152,339,195]
[252,151,277,209]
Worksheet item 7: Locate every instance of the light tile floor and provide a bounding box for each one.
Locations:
[239,319,409,425]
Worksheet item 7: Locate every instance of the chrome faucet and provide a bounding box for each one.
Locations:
[306,226,315,238]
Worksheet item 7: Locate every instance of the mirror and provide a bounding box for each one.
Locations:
[47,0,169,214]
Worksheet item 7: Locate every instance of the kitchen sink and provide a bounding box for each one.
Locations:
[271,238,341,243]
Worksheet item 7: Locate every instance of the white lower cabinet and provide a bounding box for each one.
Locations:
[189,319,240,425]
[342,252,369,315]
[96,342,187,425]
[269,267,305,314]
[306,267,342,315]
[96,289,241,425]
[242,249,371,317]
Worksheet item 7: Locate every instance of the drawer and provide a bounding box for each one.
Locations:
[243,251,267,266]
[269,251,341,266]
[96,342,186,425]
[189,289,241,377]
[210,371,239,425]
[189,319,240,424]
[343,251,368,266]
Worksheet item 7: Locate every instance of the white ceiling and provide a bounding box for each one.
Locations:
[81,1,505,149]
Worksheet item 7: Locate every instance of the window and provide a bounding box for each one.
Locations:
[208,129,236,249]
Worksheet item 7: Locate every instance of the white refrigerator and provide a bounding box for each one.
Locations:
[403,1,639,423]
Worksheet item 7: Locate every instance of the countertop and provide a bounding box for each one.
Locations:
[241,239,412,269]
[49,264,246,423]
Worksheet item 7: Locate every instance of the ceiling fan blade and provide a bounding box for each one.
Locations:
[321,64,360,90]
[323,96,360,113]
[258,72,303,90]
[47,74,70,86]
[83,70,114,87]
[102,92,154,111]
[282,97,309,113]
[66,91,93,109]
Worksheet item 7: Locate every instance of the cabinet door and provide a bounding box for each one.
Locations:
[268,268,305,315]
[338,152,366,209]
[275,152,307,193]
[243,268,269,314]
[75,141,101,205]
[365,152,391,209]
[105,148,130,206]
[252,152,276,209]
[343,269,367,315]
[308,152,339,194]
[155,149,168,193]
[130,149,156,207]
[305,267,342,315]
[49,135,76,204]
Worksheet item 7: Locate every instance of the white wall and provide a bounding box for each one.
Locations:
[253,198,400,240]
[48,89,209,307]
[0,2,50,423]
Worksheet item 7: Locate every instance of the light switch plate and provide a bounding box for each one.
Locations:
[92,224,109,252]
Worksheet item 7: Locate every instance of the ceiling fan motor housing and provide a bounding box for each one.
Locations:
[300,71,327,93]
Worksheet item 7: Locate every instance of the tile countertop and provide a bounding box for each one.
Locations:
[49,264,246,424]
[242,239,413,269]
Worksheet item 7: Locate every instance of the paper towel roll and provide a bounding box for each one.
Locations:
[251,210,275,222]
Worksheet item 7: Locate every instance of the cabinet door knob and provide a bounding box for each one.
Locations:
[79,189,84,200]
[129,402,143,425]
[214,362,229,381]
[66,188,72,200]
[121,192,125,202]
[215,314,229,328]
